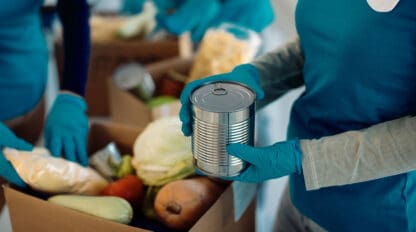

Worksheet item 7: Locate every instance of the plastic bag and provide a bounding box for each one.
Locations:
[3,147,108,195]
[187,23,261,82]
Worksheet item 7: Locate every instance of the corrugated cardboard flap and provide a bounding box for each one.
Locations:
[3,185,149,232]
[190,185,255,232]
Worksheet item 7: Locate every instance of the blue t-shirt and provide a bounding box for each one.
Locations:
[0,0,48,120]
[288,0,416,231]
[0,0,90,121]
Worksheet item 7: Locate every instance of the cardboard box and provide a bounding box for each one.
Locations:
[108,57,193,128]
[54,15,193,116]
[4,121,255,232]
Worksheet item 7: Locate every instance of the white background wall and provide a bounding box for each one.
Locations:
[255,0,300,231]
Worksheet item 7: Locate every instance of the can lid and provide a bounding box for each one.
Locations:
[190,82,255,112]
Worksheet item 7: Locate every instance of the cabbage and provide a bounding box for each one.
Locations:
[132,116,194,186]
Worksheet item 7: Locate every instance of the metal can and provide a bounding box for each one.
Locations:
[190,81,256,177]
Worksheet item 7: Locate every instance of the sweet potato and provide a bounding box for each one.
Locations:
[154,177,227,230]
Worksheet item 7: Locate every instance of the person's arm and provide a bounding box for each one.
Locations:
[44,0,90,166]
[251,38,305,109]
[57,0,90,96]
[0,123,32,188]
[301,115,416,190]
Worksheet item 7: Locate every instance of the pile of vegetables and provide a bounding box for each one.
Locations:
[9,116,229,230]
[130,116,227,230]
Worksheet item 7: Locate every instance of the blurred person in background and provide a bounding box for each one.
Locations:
[0,0,91,207]
[179,0,416,231]
[120,0,275,42]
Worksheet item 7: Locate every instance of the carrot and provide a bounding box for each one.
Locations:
[154,177,227,230]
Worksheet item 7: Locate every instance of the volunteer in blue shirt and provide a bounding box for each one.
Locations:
[180,0,416,231]
[0,0,90,189]
[121,0,274,42]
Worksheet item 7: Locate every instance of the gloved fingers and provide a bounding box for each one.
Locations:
[190,22,209,43]
[234,65,265,100]
[54,93,87,110]
[179,105,192,136]
[4,137,33,151]
[223,165,261,183]
[179,81,202,136]
[156,0,200,35]
[153,0,182,12]
[120,0,145,14]
[46,135,63,158]
[179,81,197,105]
[157,0,221,37]
[0,124,33,151]
[227,143,260,165]
[0,152,27,188]
[194,168,207,176]
[74,137,88,167]
[189,0,220,42]
[237,165,261,182]
[252,86,265,100]
[62,137,76,163]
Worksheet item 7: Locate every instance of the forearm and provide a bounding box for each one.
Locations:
[251,38,305,109]
[57,0,90,96]
[301,115,416,190]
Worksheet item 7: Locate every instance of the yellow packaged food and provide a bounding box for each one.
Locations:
[187,23,261,83]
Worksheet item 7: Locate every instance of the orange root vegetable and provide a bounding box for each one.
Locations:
[154,177,226,230]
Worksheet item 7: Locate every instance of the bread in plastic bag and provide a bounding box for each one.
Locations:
[3,147,108,195]
[132,116,194,186]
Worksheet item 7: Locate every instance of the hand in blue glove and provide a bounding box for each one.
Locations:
[225,140,303,182]
[0,123,33,188]
[120,0,145,15]
[153,0,184,11]
[155,0,221,42]
[211,0,274,33]
[44,93,89,166]
[179,64,264,136]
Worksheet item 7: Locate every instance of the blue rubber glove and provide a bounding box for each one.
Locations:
[156,0,221,42]
[225,140,303,182]
[120,0,145,15]
[0,123,33,188]
[44,93,89,166]
[179,64,264,136]
[153,0,184,11]
[211,0,274,33]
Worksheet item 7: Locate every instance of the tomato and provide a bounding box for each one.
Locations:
[101,175,144,206]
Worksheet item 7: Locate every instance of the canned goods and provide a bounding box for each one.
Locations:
[113,63,155,101]
[190,81,256,177]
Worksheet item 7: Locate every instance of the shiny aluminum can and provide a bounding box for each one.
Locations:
[190,81,255,177]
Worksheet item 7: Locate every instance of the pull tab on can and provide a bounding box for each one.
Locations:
[212,84,228,96]
[190,81,256,177]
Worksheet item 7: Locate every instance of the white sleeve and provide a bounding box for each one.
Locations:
[301,115,416,190]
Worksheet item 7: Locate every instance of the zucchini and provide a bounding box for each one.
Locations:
[48,195,133,224]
